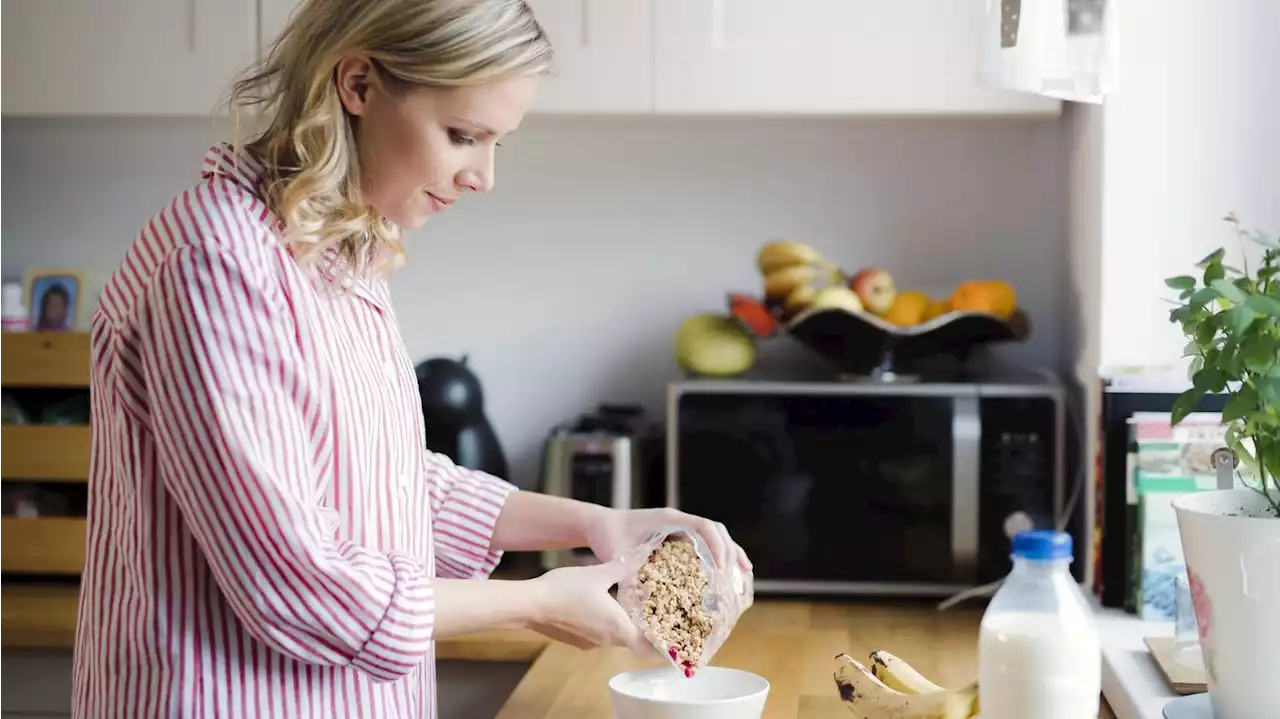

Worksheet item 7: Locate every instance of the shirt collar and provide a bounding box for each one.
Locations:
[200,142,266,196]
[199,143,392,314]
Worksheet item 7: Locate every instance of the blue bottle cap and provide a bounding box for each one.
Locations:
[1012,530,1073,561]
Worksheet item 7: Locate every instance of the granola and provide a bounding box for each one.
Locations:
[637,535,714,676]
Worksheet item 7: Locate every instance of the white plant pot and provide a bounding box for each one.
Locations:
[1172,488,1280,719]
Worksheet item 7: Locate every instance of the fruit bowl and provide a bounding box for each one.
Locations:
[784,304,1031,378]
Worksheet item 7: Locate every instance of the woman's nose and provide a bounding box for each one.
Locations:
[457,157,494,193]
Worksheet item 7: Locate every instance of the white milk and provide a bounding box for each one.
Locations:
[978,530,1101,719]
[979,611,1102,719]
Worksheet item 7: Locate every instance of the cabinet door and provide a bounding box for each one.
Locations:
[261,0,652,114]
[525,0,652,113]
[1,0,258,116]
[652,0,1060,115]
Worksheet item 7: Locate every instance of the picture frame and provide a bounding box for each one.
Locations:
[23,268,84,332]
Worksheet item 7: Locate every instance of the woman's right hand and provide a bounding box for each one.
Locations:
[528,560,656,657]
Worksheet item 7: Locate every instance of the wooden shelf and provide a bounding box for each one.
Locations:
[1,425,91,481]
[1,332,91,387]
[1,517,87,574]
[0,583,80,648]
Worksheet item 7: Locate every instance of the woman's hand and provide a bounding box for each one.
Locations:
[528,560,659,656]
[584,507,753,573]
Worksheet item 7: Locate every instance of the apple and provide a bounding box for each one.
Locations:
[848,268,897,315]
[674,314,757,377]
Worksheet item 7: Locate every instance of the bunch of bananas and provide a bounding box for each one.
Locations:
[756,240,855,317]
[833,650,978,719]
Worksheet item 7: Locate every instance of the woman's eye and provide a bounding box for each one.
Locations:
[448,129,475,146]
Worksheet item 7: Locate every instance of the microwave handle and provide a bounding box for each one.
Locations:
[951,394,982,581]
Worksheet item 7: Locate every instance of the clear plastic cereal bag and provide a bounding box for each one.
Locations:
[615,525,754,677]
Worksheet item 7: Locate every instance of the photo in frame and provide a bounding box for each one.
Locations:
[24,269,84,332]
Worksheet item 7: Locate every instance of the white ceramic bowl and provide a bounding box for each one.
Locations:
[607,666,770,719]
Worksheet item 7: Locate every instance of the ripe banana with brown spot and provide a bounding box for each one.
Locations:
[869,650,947,694]
[756,240,838,275]
[833,654,978,719]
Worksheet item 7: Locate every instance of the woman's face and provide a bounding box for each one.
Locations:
[335,56,538,230]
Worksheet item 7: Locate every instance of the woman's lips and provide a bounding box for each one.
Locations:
[426,192,455,211]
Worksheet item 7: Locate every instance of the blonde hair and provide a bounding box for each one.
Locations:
[226,0,553,276]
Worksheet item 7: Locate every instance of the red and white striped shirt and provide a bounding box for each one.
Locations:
[72,144,518,719]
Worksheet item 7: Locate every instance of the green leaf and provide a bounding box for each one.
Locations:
[1204,261,1226,285]
[1172,388,1207,425]
[1241,334,1278,374]
[1193,367,1227,393]
[1258,377,1280,407]
[1223,385,1259,422]
[1245,294,1280,317]
[1197,248,1227,267]
[1185,287,1219,312]
[1165,275,1197,290]
[1194,318,1218,346]
[1251,231,1280,249]
[1211,278,1250,305]
[1224,305,1258,335]
[1187,354,1205,380]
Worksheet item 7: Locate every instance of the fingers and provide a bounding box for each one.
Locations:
[588,558,631,586]
[696,518,729,570]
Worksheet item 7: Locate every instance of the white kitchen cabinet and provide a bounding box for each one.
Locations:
[1,0,258,116]
[258,0,653,114]
[651,0,1061,116]
[525,0,652,113]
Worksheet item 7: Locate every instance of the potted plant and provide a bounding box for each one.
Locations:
[1163,212,1280,719]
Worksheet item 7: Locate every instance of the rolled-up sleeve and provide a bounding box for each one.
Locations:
[139,244,432,682]
[423,452,518,579]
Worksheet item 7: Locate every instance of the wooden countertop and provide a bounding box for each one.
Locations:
[439,598,1117,719]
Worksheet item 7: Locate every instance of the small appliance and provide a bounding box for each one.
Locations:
[539,404,655,570]
[666,369,1066,596]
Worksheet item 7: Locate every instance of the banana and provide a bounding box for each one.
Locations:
[833,654,977,719]
[756,240,833,275]
[869,650,948,694]
[764,264,821,302]
[868,650,981,717]
[763,264,844,303]
[782,283,820,315]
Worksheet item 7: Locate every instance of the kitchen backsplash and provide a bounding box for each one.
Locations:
[1,114,1070,488]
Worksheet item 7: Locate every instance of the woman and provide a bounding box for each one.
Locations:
[71,1,749,717]
[35,282,73,331]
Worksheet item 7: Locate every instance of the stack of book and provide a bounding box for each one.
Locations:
[1123,411,1250,621]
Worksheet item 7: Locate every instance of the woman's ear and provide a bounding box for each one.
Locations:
[335,54,376,116]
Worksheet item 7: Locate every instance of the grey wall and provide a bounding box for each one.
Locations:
[1,115,1071,488]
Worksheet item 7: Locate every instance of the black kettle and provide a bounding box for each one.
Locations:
[415,355,509,479]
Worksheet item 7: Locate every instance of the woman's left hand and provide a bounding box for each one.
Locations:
[584,507,752,573]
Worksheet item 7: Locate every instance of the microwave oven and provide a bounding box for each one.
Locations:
[665,372,1065,596]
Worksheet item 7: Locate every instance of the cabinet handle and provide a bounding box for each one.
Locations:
[579,0,590,45]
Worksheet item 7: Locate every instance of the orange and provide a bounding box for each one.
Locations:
[950,280,1017,319]
[882,290,931,327]
[923,298,950,322]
